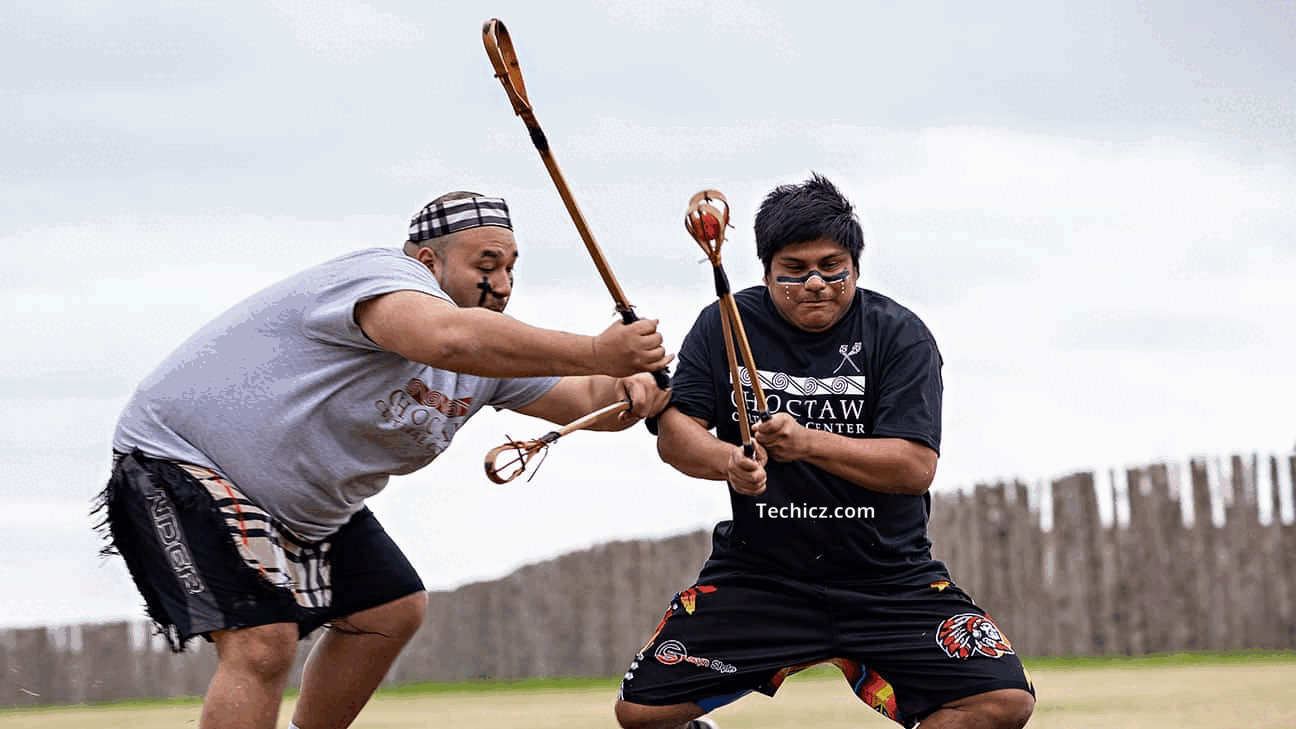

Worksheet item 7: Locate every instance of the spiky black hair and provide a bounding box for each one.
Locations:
[753,173,864,271]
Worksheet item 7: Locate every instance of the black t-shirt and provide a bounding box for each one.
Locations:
[670,284,950,584]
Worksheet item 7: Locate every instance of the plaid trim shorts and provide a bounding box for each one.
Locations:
[96,450,424,651]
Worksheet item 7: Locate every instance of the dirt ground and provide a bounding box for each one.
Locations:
[3,660,1293,728]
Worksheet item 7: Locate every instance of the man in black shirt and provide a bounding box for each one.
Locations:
[615,174,1035,729]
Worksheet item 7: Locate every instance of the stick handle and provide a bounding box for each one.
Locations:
[710,264,769,416]
[485,19,670,394]
[717,298,755,451]
[483,18,634,313]
[539,154,635,311]
[719,294,769,415]
[553,399,632,439]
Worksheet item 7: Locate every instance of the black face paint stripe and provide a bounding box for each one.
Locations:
[773,269,851,285]
[476,275,509,307]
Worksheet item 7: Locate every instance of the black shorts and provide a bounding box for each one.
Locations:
[618,560,1034,728]
[96,451,425,651]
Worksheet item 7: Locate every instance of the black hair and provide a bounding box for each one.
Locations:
[753,172,864,272]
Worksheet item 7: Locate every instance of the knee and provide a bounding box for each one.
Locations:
[213,624,299,682]
[613,700,652,729]
[340,591,427,644]
[382,591,427,642]
[972,688,1035,729]
[614,699,700,729]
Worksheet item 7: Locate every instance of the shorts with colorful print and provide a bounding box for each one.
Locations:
[617,560,1034,728]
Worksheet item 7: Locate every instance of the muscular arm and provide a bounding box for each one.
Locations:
[513,374,668,432]
[754,413,937,495]
[656,407,767,495]
[356,290,666,378]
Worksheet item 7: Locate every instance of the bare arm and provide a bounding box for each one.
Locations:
[513,373,671,431]
[656,407,767,495]
[356,290,669,378]
[753,413,937,495]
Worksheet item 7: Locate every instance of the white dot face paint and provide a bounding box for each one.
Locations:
[764,239,858,333]
[772,269,851,285]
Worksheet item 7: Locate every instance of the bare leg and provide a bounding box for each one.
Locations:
[290,591,428,729]
[918,688,1035,729]
[201,623,299,729]
[614,699,707,729]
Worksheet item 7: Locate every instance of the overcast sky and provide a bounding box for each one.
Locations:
[3,0,1294,629]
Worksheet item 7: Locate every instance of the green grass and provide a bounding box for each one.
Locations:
[4,648,1292,715]
[1019,648,1296,670]
[377,650,1296,697]
[377,675,623,696]
[0,696,204,715]
[5,657,1296,729]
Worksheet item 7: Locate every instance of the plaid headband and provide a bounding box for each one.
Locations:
[408,196,512,242]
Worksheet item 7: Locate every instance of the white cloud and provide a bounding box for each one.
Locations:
[4,0,1296,628]
[604,0,775,33]
[269,0,422,52]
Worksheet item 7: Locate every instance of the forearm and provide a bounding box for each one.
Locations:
[801,432,936,495]
[514,371,669,431]
[360,291,669,380]
[578,376,635,432]
[657,410,734,481]
[376,304,602,378]
[422,309,604,377]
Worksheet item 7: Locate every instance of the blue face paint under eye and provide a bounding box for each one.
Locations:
[773,269,851,285]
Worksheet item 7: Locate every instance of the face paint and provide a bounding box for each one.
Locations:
[773,269,851,285]
[476,275,509,308]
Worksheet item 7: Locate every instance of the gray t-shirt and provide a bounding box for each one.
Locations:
[113,247,559,541]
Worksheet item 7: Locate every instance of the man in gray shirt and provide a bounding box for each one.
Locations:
[99,191,672,729]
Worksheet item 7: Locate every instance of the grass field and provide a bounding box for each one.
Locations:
[4,652,1294,728]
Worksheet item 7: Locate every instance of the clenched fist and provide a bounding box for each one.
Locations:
[592,319,673,378]
[727,441,768,496]
[753,412,809,463]
[615,373,672,424]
